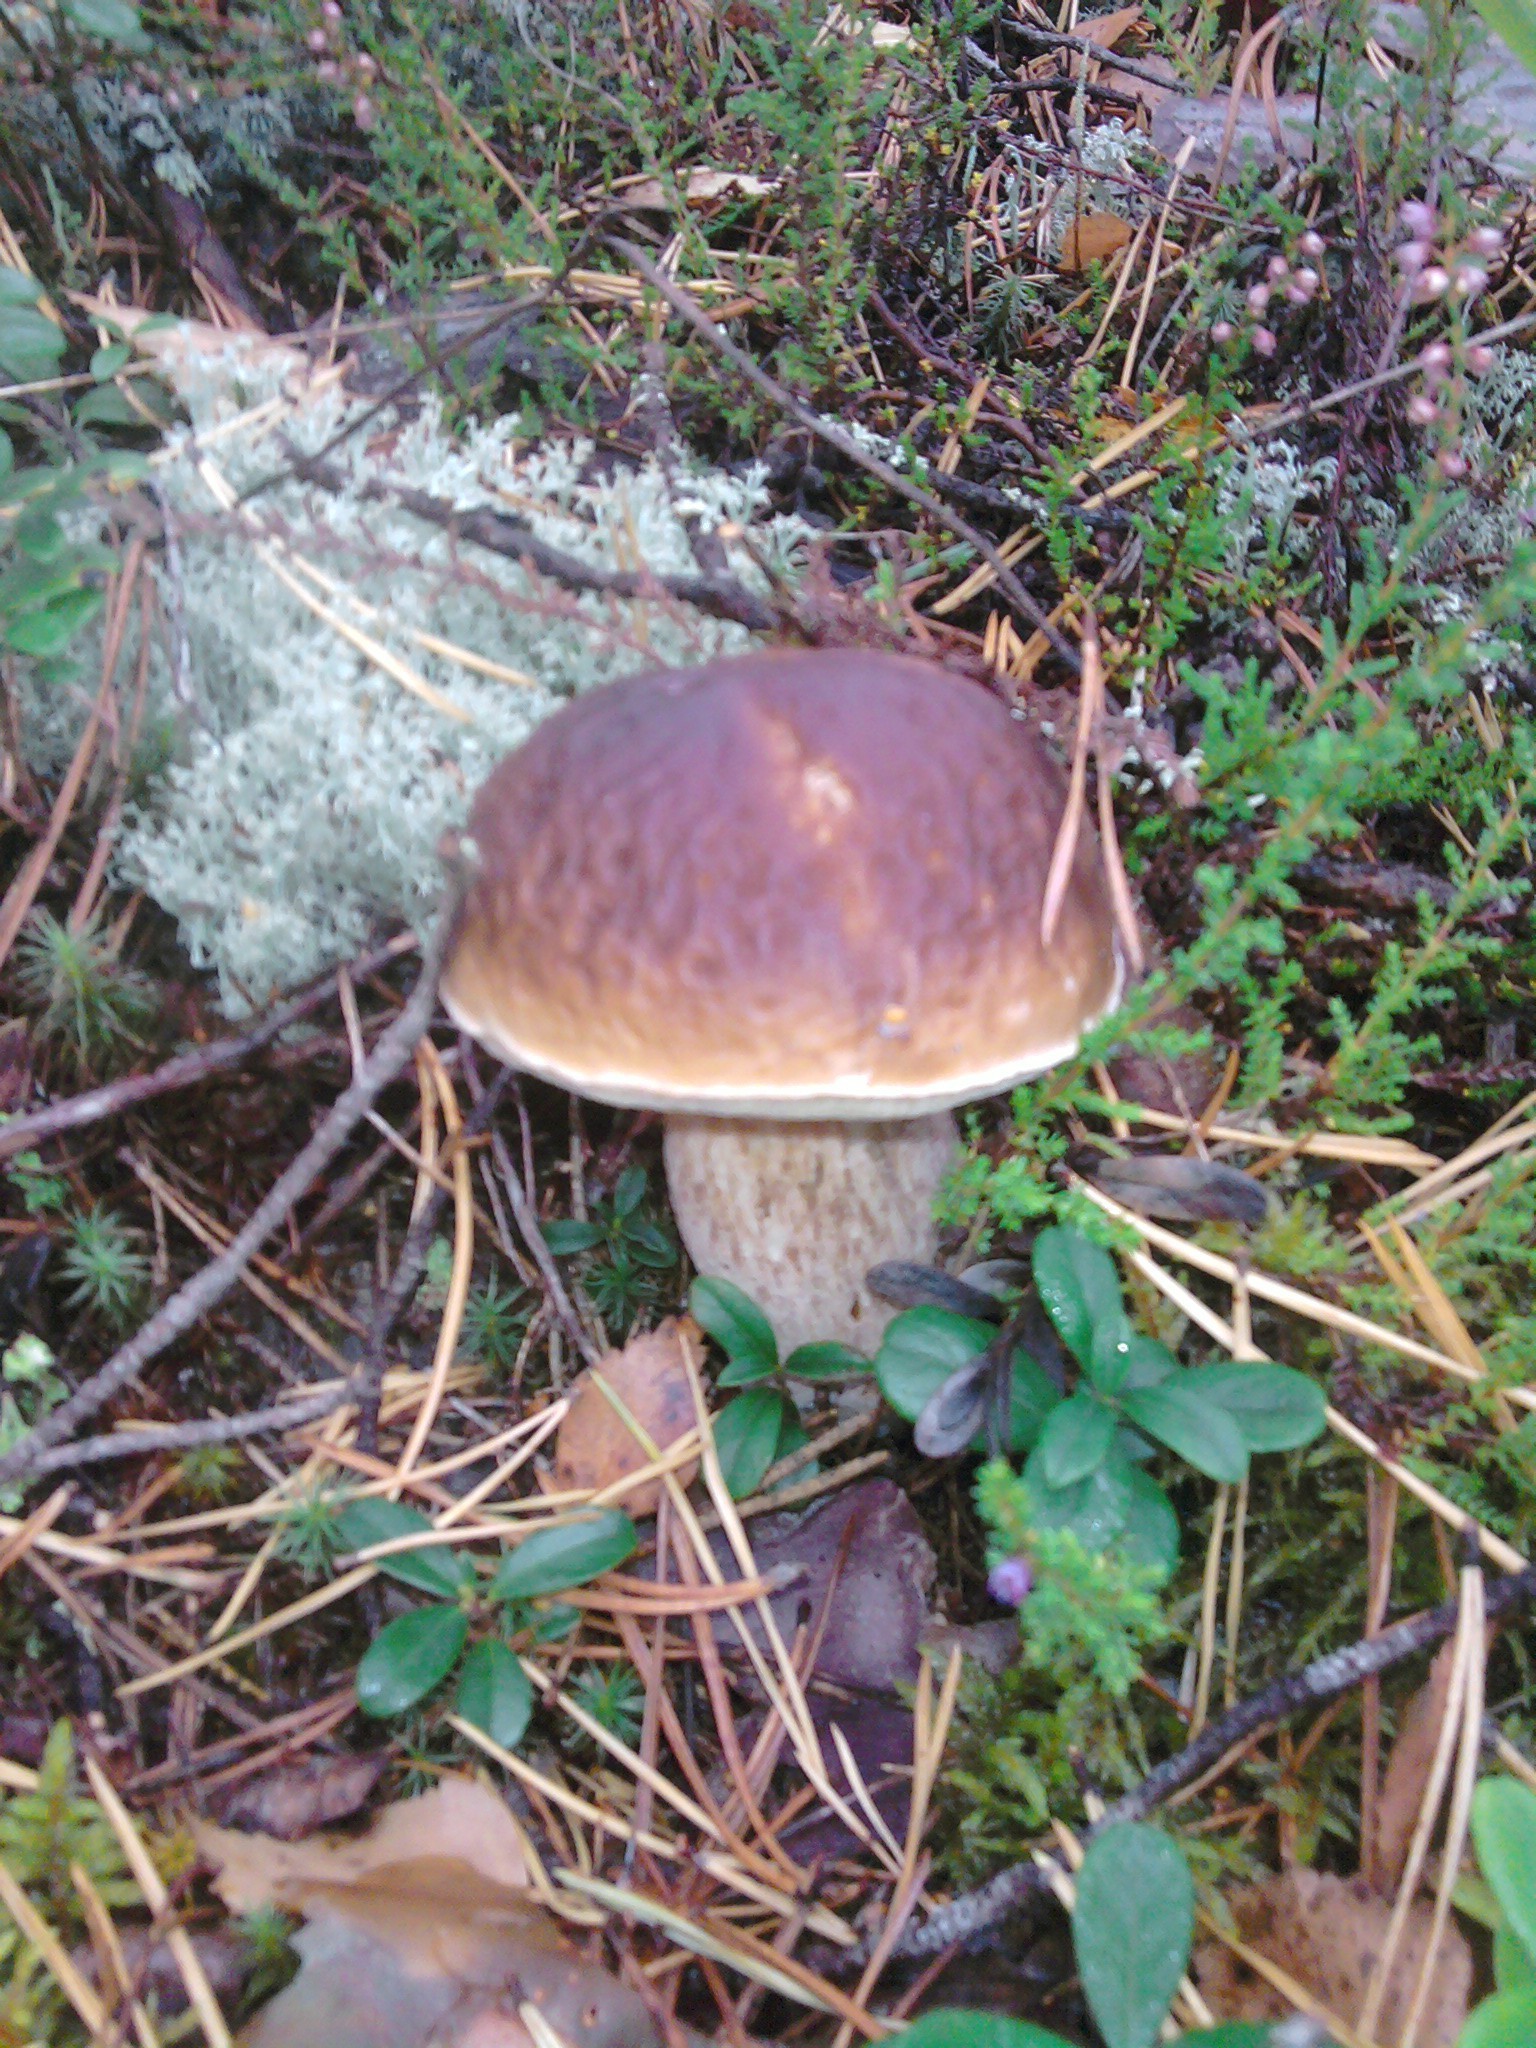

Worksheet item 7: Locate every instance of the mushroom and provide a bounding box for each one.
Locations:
[440,647,1121,1354]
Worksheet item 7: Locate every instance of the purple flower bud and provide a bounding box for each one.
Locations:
[1251,326,1277,357]
[1395,240,1430,279]
[1468,225,1505,259]
[1466,344,1494,375]
[1453,263,1488,300]
[1412,266,1450,303]
[306,27,327,51]
[355,52,376,77]
[321,0,343,17]
[988,1556,1033,1607]
[1210,319,1236,344]
[1298,230,1326,260]
[1407,393,1438,426]
[1400,199,1437,240]
[1419,340,1453,373]
[352,90,376,129]
[1266,254,1290,282]
[1247,283,1272,314]
[1436,449,1468,480]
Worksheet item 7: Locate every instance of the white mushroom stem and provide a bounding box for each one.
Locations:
[662,1113,959,1356]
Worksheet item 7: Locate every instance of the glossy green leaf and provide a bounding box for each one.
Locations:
[1024,1440,1133,1552]
[1119,1467,1180,1585]
[531,1601,580,1643]
[60,0,150,45]
[542,1218,606,1254]
[896,2011,1074,2048]
[335,1497,474,1598]
[1171,2030,1274,2046]
[1473,1777,1536,1966]
[1182,1362,1326,1453]
[1457,1987,1536,2048]
[356,1605,467,1719]
[455,1639,534,1751]
[1037,1393,1117,1487]
[875,1307,993,1420]
[1033,1226,1123,1366]
[73,383,156,430]
[5,587,103,656]
[0,270,41,308]
[15,509,72,562]
[612,1165,647,1215]
[1496,1920,1536,1991]
[713,1388,792,1498]
[690,1275,778,1374]
[783,1341,869,1379]
[1006,1347,1063,1452]
[716,1351,780,1388]
[1073,1823,1194,2048]
[491,1510,637,1601]
[1473,0,1536,80]
[89,343,132,380]
[1121,1380,1249,1485]
[0,306,66,382]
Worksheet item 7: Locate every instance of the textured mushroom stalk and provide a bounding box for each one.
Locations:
[662,1112,958,1355]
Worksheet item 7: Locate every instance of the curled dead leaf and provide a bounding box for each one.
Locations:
[553,1318,701,1515]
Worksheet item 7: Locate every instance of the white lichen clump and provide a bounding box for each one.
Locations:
[23,330,806,1012]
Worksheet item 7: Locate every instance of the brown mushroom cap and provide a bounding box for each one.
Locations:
[442,647,1121,1116]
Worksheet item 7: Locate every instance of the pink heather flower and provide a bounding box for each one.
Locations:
[321,1,343,17]
[1298,229,1326,259]
[1453,263,1488,299]
[306,27,327,51]
[988,1557,1033,1607]
[1395,240,1430,278]
[355,52,376,77]
[1247,283,1272,314]
[1412,266,1450,303]
[1267,254,1290,281]
[1419,340,1453,374]
[1466,344,1494,375]
[317,58,339,79]
[352,91,376,128]
[1211,319,1236,343]
[1436,449,1468,480]
[1468,225,1505,258]
[1252,326,1278,357]
[1287,268,1319,304]
[1407,393,1438,425]
[1400,199,1437,240]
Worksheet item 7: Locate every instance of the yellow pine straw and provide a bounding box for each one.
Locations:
[1224,1472,1249,1710]
[1111,1231,1531,1575]
[83,1754,232,2048]
[1119,131,1196,391]
[1189,1483,1229,1741]
[1358,1564,1485,2046]
[393,1041,475,1485]
[830,1852,932,2048]
[194,456,473,724]
[0,1857,108,2037]
[827,1722,907,1867]
[72,1857,161,2048]
[1120,1105,1438,1171]
[0,1511,218,1591]
[117,1562,376,1699]
[0,1482,71,1586]
[1073,1176,1536,1410]
[664,1351,905,1874]
[553,1871,882,2034]
[1371,1109,1536,1233]
[450,1712,680,1867]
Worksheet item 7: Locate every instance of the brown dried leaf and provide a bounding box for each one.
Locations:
[553,1318,701,1516]
[197,1777,528,1915]
[209,1753,386,1841]
[1373,1642,1455,1896]
[1073,4,1143,47]
[1076,1151,1271,1227]
[1058,212,1135,272]
[239,1860,669,2048]
[1193,1869,1470,2047]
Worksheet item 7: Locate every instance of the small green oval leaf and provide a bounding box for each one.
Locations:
[335,1497,474,1598]
[1181,1362,1326,1453]
[875,1307,993,1421]
[1038,1394,1117,1487]
[356,1605,467,1719]
[455,1639,534,1751]
[713,1387,792,1498]
[1121,1380,1249,1485]
[0,306,65,382]
[783,1341,869,1379]
[1473,1777,1536,1966]
[1073,1823,1193,2048]
[5,587,104,656]
[1023,1442,1133,1553]
[1457,1987,1536,2048]
[542,1218,606,1254]
[1034,1227,1123,1366]
[491,1510,637,1602]
[1120,1467,1180,1585]
[690,1275,779,1374]
[896,2011,1075,2048]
